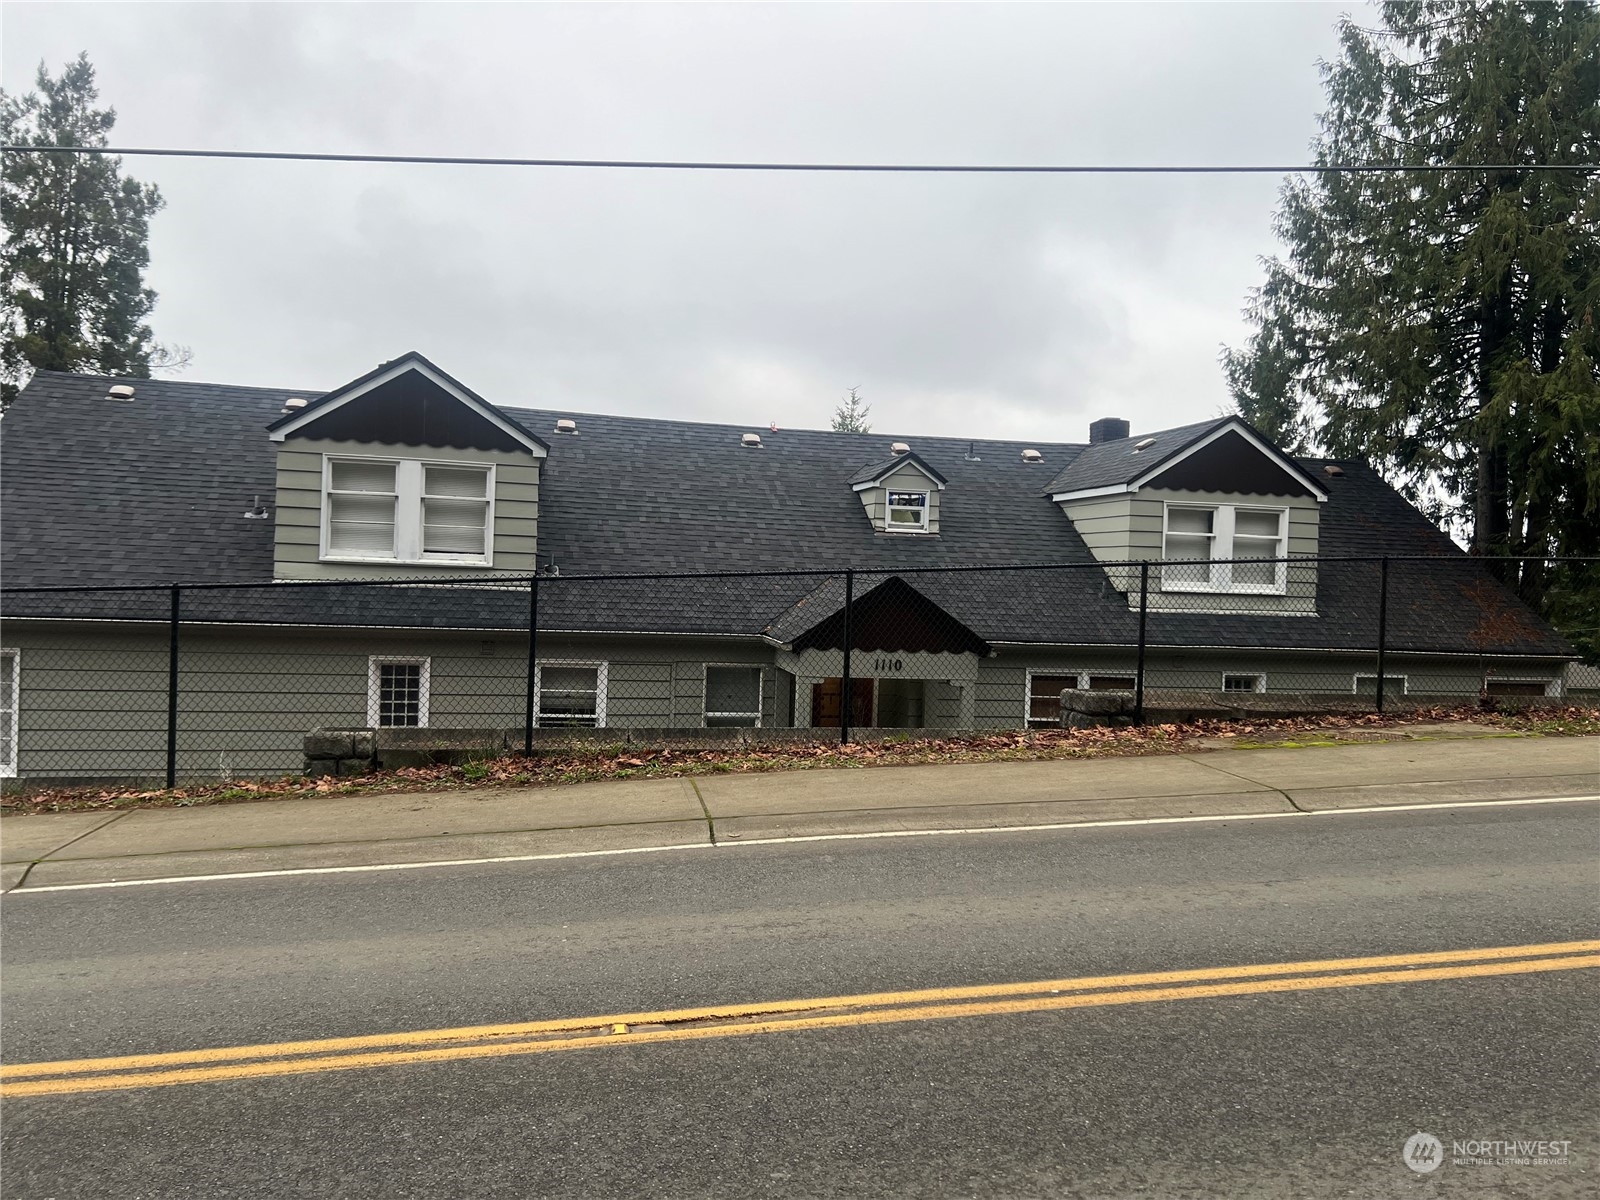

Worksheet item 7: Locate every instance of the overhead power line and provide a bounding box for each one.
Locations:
[1,144,1594,173]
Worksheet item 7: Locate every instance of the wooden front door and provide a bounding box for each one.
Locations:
[811,677,874,727]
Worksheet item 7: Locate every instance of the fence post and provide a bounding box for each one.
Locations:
[523,573,539,755]
[840,569,855,746]
[1134,561,1149,724]
[1375,556,1390,715]
[166,583,180,789]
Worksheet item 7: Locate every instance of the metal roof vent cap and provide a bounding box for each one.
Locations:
[1323,464,1345,477]
[1021,448,1044,463]
[554,418,578,434]
[280,397,308,414]
[107,384,136,401]
[890,441,911,456]
[741,432,763,448]
[1133,437,1157,452]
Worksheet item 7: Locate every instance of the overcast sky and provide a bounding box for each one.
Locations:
[6,3,1348,441]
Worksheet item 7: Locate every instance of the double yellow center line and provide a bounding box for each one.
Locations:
[5,939,1596,1098]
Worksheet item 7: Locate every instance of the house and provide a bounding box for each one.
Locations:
[0,352,1575,781]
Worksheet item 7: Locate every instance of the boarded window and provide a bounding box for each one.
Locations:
[1484,680,1547,698]
[539,665,603,726]
[1028,674,1077,725]
[1355,674,1406,696]
[1086,675,1135,692]
[705,666,762,728]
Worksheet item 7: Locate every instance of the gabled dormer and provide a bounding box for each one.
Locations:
[1046,416,1329,612]
[267,352,548,579]
[849,445,948,535]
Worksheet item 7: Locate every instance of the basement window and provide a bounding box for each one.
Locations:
[1026,673,1078,726]
[368,657,429,727]
[886,491,929,532]
[535,662,607,727]
[1222,673,1266,694]
[705,665,763,728]
[1483,678,1551,698]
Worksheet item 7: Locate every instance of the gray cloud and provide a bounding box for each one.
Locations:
[5,2,1344,440]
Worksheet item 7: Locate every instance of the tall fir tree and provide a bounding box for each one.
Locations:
[832,386,871,433]
[1224,2,1600,578]
[2,54,181,406]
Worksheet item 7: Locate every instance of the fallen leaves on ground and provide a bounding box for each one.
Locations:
[4,704,1595,816]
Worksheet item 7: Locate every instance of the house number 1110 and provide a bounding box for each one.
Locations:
[871,657,905,673]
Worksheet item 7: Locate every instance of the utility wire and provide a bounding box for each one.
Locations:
[1,144,1594,173]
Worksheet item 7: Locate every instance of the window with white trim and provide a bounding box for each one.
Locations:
[368,657,429,727]
[0,649,17,777]
[886,490,929,532]
[535,662,607,727]
[1354,674,1407,696]
[325,458,492,565]
[705,665,762,727]
[1162,504,1287,593]
[1222,673,1266,694]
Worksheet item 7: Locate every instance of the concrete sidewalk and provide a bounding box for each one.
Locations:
[3,735,1596,890]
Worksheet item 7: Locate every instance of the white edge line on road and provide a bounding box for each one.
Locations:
[6,793,1597,896]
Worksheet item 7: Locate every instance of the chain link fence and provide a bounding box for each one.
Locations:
[2,556,1592,786]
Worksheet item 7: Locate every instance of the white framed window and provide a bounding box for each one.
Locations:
[0,649,18,777]
[886,490,929,532]
[535,661,608,727]
[1162,504,1287,593]
[705,664,763,727]
[1222,673,1266,694]
[368,656,430,727]
[1354,674,1407,696]
[323,456,494,566]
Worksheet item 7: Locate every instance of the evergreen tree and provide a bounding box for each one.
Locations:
[832,386,871,433]
[2,54,183,406]
[1224,2,1600,573]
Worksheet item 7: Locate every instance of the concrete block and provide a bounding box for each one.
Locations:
[304,730,355,759]
[335,757,372,777]
[306,758,340,778]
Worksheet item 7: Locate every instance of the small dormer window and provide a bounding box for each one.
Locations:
[1162,503,1286,593]
[887,490,929,532]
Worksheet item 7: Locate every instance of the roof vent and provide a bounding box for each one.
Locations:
[1021,448,1044,463]
[107,384,135,401]
[890,441,911,456]
[1323,464,1345,477]
[280,397,308,414]
[242,495,270,520]
[741,432,763,448]
[554,418,578,434]
[964,441,981,462]
[1133,437,1157,452]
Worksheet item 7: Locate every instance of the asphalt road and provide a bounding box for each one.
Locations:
[3,800,1597,1198]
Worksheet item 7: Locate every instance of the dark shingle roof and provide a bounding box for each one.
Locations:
[0,369,1573,658]
[846,450,949,488]
[1040,417,1229,495]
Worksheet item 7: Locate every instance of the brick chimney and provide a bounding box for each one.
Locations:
[1089,417,1130,444]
